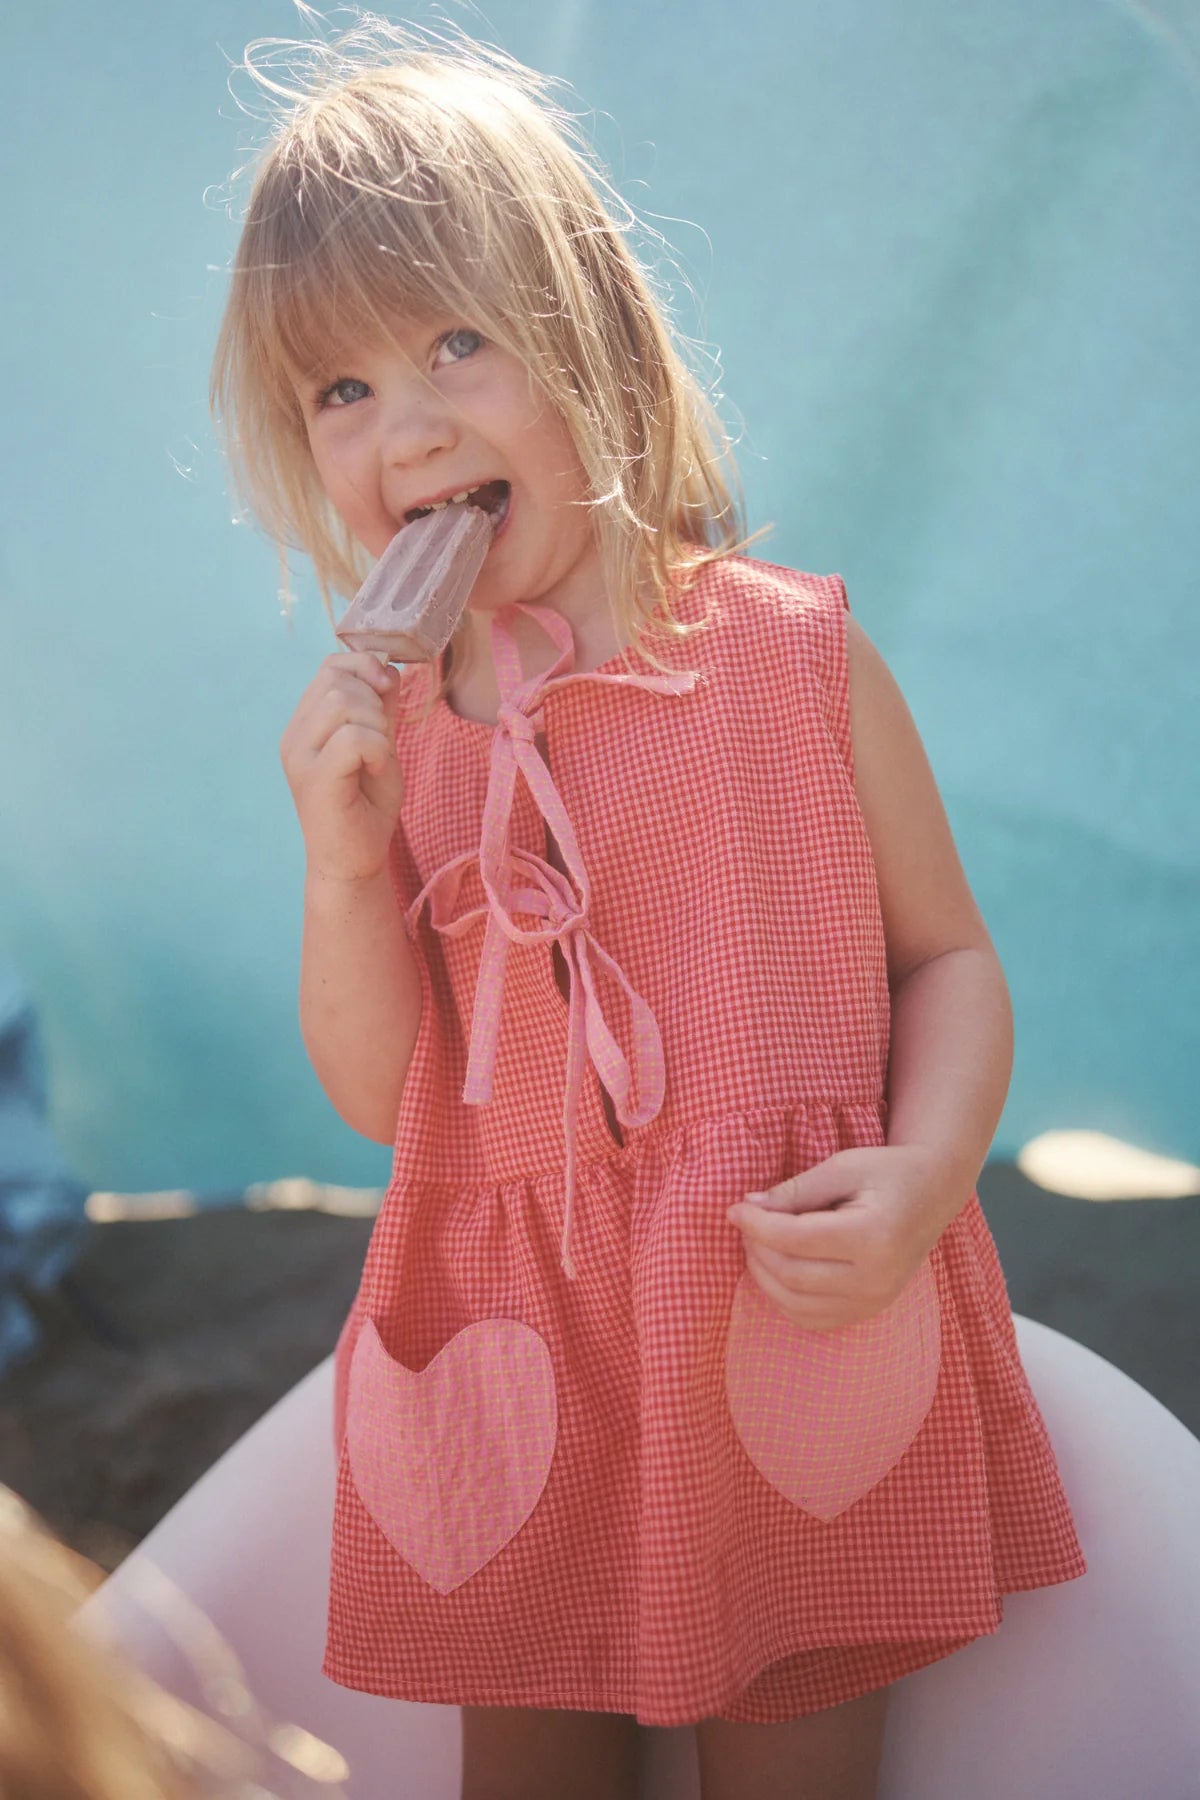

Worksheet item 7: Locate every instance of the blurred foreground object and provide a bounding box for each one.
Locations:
[0,1483,347,1798]
[0,960,90,1376]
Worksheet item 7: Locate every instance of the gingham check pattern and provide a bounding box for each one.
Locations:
[323,556,1086,1725]
[404,601,695,1279]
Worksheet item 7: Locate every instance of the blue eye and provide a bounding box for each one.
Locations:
[438,328,485,363]
[316,376,370,409]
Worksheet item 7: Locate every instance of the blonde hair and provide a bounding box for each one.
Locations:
[0,1487,346,1798]
[0,1490,190,1799]
[209,9,767,706]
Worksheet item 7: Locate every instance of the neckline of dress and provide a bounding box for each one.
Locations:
[430,618,660,735]
[426,560,726,733]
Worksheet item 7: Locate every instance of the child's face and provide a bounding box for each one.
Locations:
[295,318,604,623]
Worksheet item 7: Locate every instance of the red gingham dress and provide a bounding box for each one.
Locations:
[323,554,1087,1725]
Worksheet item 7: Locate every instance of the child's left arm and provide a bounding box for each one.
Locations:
[726,616,1014,1331]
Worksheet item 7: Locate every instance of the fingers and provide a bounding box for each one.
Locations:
[727,1200,855,1261]
[754,1148,872,1213]
[741,1254,850,1332]
[322,649,398,694]
[309,683,390,759]
[741,1238,897,1330]
[283,654,404,771]
[318,721,396,781]
[743,1241,851,1291]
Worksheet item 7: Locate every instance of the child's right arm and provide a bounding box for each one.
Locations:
[281,653,422,1144]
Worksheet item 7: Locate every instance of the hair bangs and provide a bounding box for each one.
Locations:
[241,151,519,399]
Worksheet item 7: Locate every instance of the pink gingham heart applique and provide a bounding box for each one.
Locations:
[347,1316,557,1594]
[725,1257,941,1521]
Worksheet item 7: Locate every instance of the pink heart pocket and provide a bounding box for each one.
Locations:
[347,1317,558,1594]
[725,1257,941,1521]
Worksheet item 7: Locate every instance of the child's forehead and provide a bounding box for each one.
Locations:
[331,312,439,356]
[287,309,449,380]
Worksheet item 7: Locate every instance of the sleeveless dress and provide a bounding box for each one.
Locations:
[323,554,1087,1725]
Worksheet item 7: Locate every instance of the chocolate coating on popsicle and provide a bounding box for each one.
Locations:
[335,501,495,663]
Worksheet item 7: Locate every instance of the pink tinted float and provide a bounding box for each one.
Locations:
[78,1317,1200,1799]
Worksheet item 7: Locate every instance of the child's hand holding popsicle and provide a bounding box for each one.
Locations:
[280,653,407,884]
[281,496,497,884]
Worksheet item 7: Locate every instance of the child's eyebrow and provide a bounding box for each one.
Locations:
[292,346,370,390]
[288,364,351,412]
[288,363,332,397]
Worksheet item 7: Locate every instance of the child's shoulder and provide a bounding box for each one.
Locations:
[689,551,850,674]
[690,553,854,763]
[697,549,846,620]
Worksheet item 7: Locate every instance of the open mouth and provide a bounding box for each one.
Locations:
[405,479,510,526]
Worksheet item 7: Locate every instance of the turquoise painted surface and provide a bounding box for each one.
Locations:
[1,1,1196,1194]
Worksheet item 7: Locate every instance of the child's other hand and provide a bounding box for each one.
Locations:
[280,653,407,882]
[725,1146,967,1331]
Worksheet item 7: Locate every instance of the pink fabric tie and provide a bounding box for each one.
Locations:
[406,603,697,1279]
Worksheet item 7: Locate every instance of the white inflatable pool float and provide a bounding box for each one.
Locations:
[78,1317,1200,1798]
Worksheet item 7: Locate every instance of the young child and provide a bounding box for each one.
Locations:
[211,17,1086,1798]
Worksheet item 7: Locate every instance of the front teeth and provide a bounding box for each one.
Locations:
[423,486,481,513]
[408,483,500,526]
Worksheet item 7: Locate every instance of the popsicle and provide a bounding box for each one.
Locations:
[335,499,496,663]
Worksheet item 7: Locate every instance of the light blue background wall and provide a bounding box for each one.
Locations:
[1,0,1196,1195]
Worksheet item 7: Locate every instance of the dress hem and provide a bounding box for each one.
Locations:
[319,1641,961,1727]
[321,1556,1087,1727]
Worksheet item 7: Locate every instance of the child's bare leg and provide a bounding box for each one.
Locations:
[459,1704,641,1800]
[694,1684,890,1800]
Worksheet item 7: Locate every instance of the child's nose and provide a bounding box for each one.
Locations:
[378,386,458,472]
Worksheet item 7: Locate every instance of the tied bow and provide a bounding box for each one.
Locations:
[407,602,696,1278]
